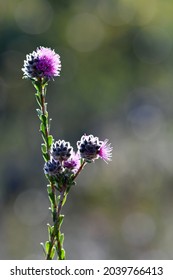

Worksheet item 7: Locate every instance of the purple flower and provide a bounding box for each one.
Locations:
[63,152,80,172]
[98,139,112,163]
[36,47,61,78]
[77,134,112,163]
[22,46,61,80]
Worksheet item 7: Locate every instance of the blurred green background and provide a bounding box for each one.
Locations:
[1,0,173,259]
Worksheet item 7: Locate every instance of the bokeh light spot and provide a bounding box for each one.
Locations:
[97,0,157,26]
[66,13,105,52]
[128,0,157,26]
[14,0,53,34]
[97,0,135,26]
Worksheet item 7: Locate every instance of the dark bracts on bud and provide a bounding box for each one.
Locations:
[44,159,63,176]
[51,140,73,161]
[77,134,102,162]
[22,52,39,80]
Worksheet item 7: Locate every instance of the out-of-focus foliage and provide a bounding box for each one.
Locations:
[1,0,173,259]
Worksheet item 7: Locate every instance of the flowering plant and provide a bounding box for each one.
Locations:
[22,47,112,260]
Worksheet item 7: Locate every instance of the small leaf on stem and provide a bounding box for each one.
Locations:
[45,241,51,254]
[60,233,64,245]
[36,108,42,119]
[35,93,41,107]
[58,214,64,228]
[41,143,47,154]
[60,248,66,260]
[50,246,56,259]
[62,194,67,206]
[48,135,54,147]
[32,81,40,91]
[40,123,46,135]
[47,224,54,240]
[42,152,49,162]
[41,114,47,125]
[56,195,60,204]
[40,242,46,256]
[47,184,52,194]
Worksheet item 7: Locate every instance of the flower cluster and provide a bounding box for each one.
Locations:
[44,135,112,179]
[77,134,112,163]
[22,47,61,81]
[44,140,78,177]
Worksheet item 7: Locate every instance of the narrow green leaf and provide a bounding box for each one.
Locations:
[40,123,46,135]
[40,242,46,256]
[45,241,50,254]
[42,152,49,162]
[47,223,51,236]
[50,202,54,214]
[48,135,53,147]
[60,248,65,260]
[41,131,47,144]
[48,190,55,204]
[41,114,47,125]
[60,233,64,245]
[50,246,56,259]
[47,184,52,193]
[41,143,47,154]
[35,93,41,107]
[51,226,54,234]
[36,108,42,118]
[33,81,40,91]
[62,194,67,206]
[58,214,64,228]
[56,195,60,204]
[47,224,54,240]
[48,118,52,133]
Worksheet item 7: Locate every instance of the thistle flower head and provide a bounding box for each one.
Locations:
[44,158,62,176]
[77,134,112,163]
[51,140,73,162]
[22,46,61,80]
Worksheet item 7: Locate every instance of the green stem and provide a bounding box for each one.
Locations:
[55,185,67,260]
[46,181,57,260]
[73,161,86,181]
[38,83,66,259]
[40,85,50,160]
[46,183,67,260]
